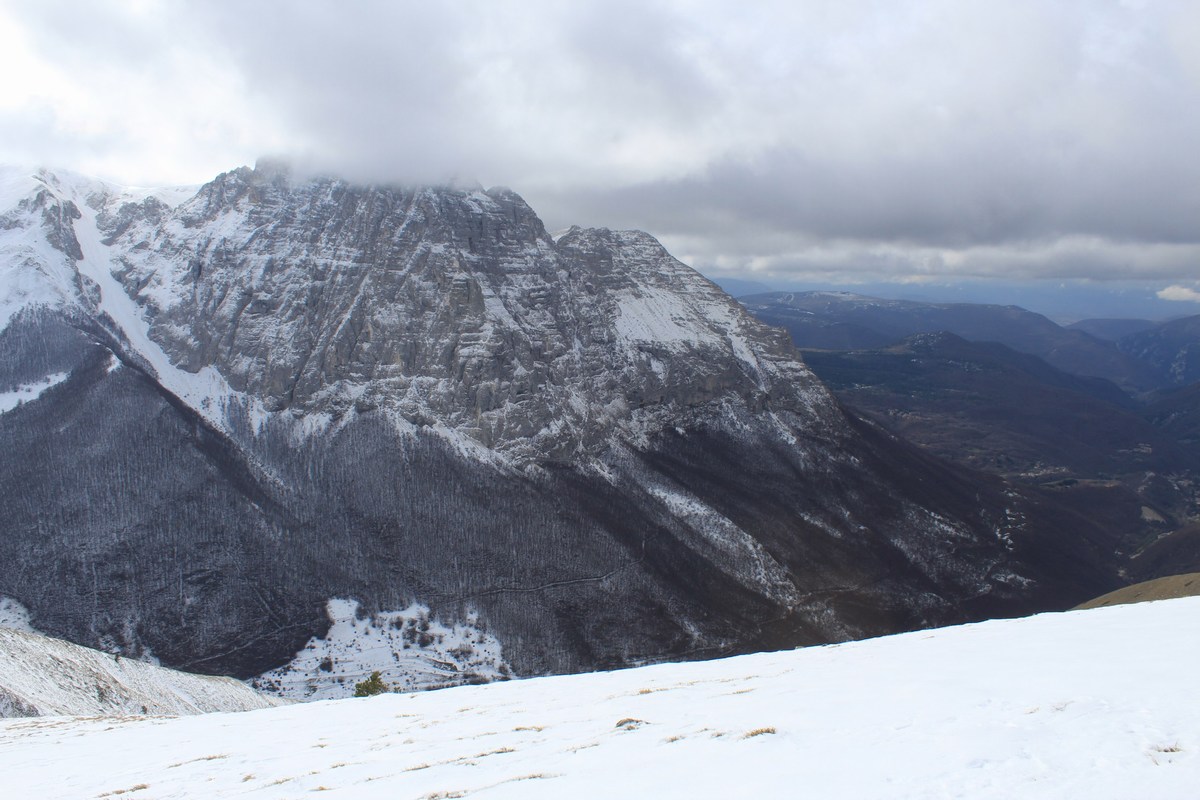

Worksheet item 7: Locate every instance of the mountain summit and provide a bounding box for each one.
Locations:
[0,164,1118,696]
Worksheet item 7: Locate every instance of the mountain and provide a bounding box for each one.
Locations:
[801,332,1200,575]
[1118,314,1200,387]
[0,625,283,717]
[801,332,1189,479]
[1144,382,1200,449]
[3,597,1197,798]
[740,291,1161,391]
[0,164,1123,696]
[1067,317,1158,341]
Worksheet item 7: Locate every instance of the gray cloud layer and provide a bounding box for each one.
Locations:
[2,0,1198,285]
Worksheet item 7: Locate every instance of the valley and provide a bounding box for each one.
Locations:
[739,291,1200,583]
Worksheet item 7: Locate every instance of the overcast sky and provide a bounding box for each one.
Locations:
[2,0,1198,306]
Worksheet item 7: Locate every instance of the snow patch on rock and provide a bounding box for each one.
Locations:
[645,482,799,605]
[69,196,246,432]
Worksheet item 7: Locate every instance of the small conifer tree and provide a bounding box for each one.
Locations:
[354,671,389,697]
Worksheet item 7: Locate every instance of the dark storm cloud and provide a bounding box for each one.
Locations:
[550,139,1200,250]
[3,0,1199,283]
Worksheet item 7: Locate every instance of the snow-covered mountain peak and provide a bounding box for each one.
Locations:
[57,165,835,459]
[0,167,88,329]
[0,166,201,329]
[1,163,834,459]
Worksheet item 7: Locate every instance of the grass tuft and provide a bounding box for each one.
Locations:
[742,727,777,739]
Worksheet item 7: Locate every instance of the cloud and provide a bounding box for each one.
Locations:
[1,0,1198,284]
[1157,285,1200,303]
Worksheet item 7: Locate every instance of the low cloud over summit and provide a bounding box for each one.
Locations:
[3,0,1198,288]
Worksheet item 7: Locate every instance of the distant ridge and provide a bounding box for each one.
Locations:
[740,290,1161,391]
[1074,572,1200,610]
[0,626,285,718]
[1067,318,1157,341]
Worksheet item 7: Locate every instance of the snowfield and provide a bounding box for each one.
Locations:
[0,623,285,719]
[3,598,1198,799]
[0,627,284,718]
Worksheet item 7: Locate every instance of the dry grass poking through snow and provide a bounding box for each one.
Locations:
[742,727,777,739]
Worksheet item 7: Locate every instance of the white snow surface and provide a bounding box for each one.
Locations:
[0,627,285,719]
[0,168,81,329]
[0,596,35,633]
[0,166,251,431]
[3,598,1198,798]
[0,371,68,413]
[68,188,249,432]
[252,599,509,701]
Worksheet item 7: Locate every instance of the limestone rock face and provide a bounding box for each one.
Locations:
[103,167,833,460]
[0,164,1121,692]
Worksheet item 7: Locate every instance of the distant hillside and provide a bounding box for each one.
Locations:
[1125,524,1200,583]
[801,332,1188,479]
[1068,318,1157,341]
[1075,572,1200,610]
[1118,314,1200,386]
[1144,382,1200,448]
[800,331,1200,575]
[707,276,773,298]
[740,291,1161,391]
[0,627,285,717]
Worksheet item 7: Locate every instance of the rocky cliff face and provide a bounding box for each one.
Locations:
[0,164,1121,697]
[102,165,829,461]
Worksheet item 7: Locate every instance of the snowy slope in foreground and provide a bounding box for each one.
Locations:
[0,628,285,718]
[3,600,1198,799]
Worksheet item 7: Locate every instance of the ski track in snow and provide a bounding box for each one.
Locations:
[3,598,1198,798]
